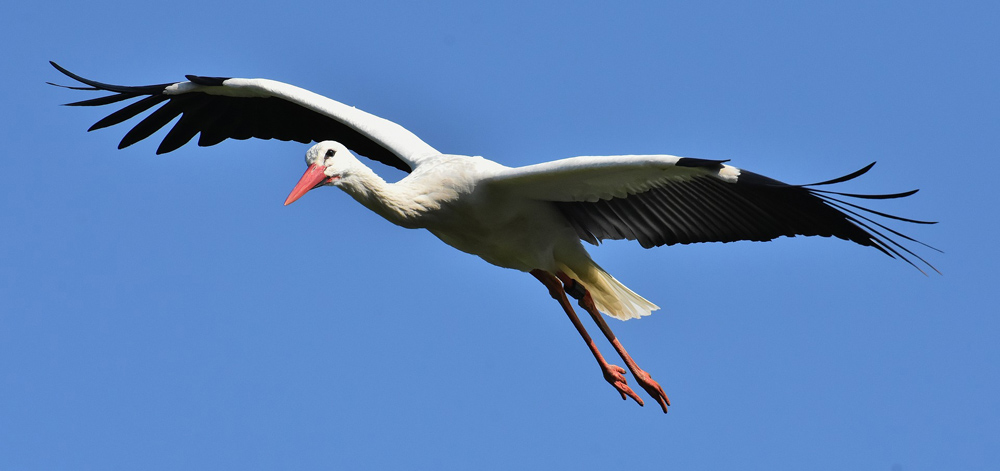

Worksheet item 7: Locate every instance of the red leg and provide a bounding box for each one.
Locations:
[556,272,670,413]
[530,269,644,406]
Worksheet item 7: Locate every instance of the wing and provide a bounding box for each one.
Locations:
[49,62,440,172]
[483,155,939,273]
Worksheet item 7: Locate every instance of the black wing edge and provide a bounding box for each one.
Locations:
[557,160,941,275]
[794,162,941,275]
[48,62,412,173]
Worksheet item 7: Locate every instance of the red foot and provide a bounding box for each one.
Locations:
[632,367,669,413]
[602,363,644,406]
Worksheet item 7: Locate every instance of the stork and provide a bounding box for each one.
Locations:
[50,62,937,413]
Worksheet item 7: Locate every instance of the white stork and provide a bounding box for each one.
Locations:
[50,62,937,413]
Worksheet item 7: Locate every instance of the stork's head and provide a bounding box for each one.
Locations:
[283,141,351,205]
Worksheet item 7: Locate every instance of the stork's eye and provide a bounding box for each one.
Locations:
[325,149,336,158]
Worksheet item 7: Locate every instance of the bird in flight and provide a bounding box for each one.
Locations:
[50,61,937,413]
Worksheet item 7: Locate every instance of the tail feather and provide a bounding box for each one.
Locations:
[558,262,659,320]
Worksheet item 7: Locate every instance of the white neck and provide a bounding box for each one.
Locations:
[334,159,428,228]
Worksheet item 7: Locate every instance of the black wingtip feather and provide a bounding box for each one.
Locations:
[47,81,100,92]
[810,188,920,200]
[65,94,141,108]
[804,162,877,186]
[50,61,174,94]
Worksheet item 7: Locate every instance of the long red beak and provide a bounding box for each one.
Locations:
[284,164,331,206]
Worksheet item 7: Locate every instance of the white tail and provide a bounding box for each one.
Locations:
[557,261,660,320]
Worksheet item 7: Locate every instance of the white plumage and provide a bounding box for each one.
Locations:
[51,62,937,413]
[303,142,662,319]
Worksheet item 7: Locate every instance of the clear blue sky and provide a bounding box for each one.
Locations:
[2,1,997,469]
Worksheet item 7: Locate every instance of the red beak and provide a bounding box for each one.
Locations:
[284,164,331,206]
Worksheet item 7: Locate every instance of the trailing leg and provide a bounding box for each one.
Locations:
[530,269,643,406]
[557,272,670,413]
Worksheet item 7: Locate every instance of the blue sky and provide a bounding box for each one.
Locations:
[2,1,998,469]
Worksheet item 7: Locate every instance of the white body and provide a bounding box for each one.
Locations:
[313,144,668,320]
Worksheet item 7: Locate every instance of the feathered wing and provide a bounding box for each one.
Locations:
[49,62,440,172]
[484,154,939,274]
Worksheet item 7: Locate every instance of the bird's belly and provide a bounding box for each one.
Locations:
[424,201,576,272]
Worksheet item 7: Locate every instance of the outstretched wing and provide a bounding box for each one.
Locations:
[483,155,939,274]
[49,62,440,172]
